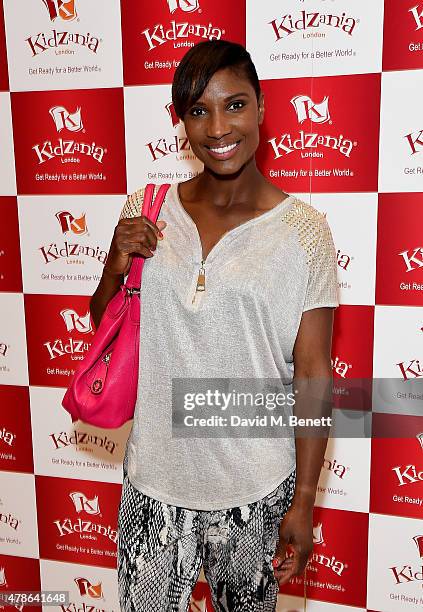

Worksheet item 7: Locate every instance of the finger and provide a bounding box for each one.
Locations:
[120,241,155,258]
[274,556,298,583]
[273,537,288,569]
[121,224,158,252]
[274,545,296,572]
[140,223,159,250]
[274,557,294,574]
[118,217,162,237]
[118,217,167,242]
[275,550,307,585]
[123,259,132,276]
[275,565,296,586]
[141,216,165,240]
[156,220,166,239]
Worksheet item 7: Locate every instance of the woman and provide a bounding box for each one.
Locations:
[91,40,338,612]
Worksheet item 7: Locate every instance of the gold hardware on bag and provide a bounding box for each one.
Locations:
[126,287,141,296]
[91,379,103,394]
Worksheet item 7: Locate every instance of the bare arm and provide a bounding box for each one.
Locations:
[89,214,167,329]
[273,306,335,584]
[291,307,334,507]
[89,268,124,330]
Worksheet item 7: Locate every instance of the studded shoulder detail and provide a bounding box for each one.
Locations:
[118,187,146,220]
[280,197,329,266]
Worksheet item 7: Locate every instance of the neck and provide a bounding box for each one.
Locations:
[196,157,267,208]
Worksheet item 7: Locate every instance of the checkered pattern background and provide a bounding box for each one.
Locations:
[0,1,422,611]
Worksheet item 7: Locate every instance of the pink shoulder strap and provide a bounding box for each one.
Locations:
[126,183,171,289]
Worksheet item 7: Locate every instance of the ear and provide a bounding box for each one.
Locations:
[258,92,265,125]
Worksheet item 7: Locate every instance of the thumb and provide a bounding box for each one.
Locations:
[156,220,167,238]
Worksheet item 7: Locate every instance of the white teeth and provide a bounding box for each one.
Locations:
[209,142,238,154]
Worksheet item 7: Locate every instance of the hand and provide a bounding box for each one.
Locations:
[104,217,167,277]
[272,503,313,585]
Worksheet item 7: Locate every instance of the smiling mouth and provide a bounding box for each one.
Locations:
[205,140,241,153]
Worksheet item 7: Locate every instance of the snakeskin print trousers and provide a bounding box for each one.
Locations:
[117,459,296,612]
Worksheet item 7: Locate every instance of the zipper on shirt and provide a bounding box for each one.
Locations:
[192,259,206,304]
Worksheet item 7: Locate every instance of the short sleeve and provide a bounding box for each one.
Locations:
[118,187,145,220]
[303,216,339,312]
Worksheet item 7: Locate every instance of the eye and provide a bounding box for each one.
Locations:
[228,100,245,111]
[189,107,206,117]
[188,100,246,117]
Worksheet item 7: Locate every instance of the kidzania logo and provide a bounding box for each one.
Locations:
[32,105,106,166]
[0,426,16,447]
[405,127,423,154]
[399,246,423,272]
[323,456,350,480]
[332,355,353,378]
[312,522,347,576]
[146,101,194,162]
[74,577,103,599]
[141,0,223,51]
[39,212,107,265]
[51,105,83,132]
[389,534,423,585]
[39,241,106,264]
[59,578,113,612]
[26,1,100,58]
[269,10,358,41]
[61,309,92,333]
[49,429,117,455]
[54,491,117,542]
[56,211,88,236]
[165,101,182,128]
[396,358,423,380]
[0,508,21,531]
[44,309,93,361]
[409,4,423,30]
[337,248,352,271]
[42,0,77,22]
[166,0,200,13]
[268,95,356,159]
[391,433,423,487]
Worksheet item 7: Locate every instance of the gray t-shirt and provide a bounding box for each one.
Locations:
[119,182,339,510]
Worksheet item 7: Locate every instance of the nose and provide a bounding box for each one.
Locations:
[206,110,231,140]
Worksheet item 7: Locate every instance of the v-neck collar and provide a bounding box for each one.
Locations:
[171,182,295,263]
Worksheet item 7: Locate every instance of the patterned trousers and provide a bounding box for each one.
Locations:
[117,462,296,612]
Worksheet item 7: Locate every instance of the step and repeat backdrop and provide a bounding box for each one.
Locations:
[0,1,422,611]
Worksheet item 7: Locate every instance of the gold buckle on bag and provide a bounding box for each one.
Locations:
[125,287,140,296]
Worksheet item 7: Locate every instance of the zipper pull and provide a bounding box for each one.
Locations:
[192,259,206,304]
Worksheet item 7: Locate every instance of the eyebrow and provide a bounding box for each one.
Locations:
[193,92,250,105]
[224,92,250,100]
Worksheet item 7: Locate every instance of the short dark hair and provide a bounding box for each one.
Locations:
[171,39,261,120]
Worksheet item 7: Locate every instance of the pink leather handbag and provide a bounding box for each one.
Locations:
[61,183,171,428]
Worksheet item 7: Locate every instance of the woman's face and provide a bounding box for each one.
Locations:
[182,67,264,175]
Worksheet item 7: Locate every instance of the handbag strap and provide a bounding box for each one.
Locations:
[141,183,170,221]
[126,183,171,289]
